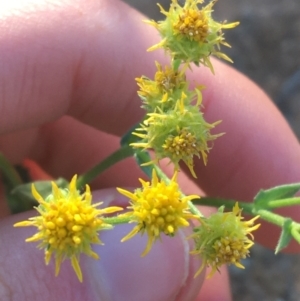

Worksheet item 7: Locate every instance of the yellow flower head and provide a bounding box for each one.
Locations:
[162,126,211,177]
[117,169,199,256]
[131,99,222,177]
[136,61,189,112]
[14,175,122,282]
[191,203,260,278]
[146,0,239,72]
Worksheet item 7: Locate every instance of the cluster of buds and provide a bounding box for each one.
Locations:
[133,61,221,177]
[132,0,238,177]
[129,0,259,277]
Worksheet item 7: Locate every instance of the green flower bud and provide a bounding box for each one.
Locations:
[191,203,260,278]
[146,0,239,72]
[131,97,222,177]
[136,61,191,112]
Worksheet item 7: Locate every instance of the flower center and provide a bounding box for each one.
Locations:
[163,128,199,159]
[211,236,250,266]
[154,65,183,92]
[137,182,187,236]
[42,199,100,253]
[173,9,209,42]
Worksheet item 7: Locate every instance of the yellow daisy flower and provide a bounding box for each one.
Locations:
[14,175,122,282]
[117,169,199,256]
[191,203,260,278]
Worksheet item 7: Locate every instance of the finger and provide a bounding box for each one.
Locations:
[0,0,154,135]
[4,189,205,301]
[196,266,232,301]
[0,0,161,189]
[23,117,144,188]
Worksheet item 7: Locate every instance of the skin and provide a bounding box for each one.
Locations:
[0,0,299,300]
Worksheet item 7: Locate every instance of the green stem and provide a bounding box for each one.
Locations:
[77,145,134,187]
[104,215,131,225]
[253,209,286,227]
[193,197,253,214]
[193,197,286,227]
[265,197,300,209]
[291,225,300,244]
[0,153,27,214]
[135,151,203,217]
[189,200,203,217]
[0,153,23,188]
[134,150,153,179]
[172,59,182,71]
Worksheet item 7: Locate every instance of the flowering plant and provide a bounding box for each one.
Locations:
[1,0,299,289]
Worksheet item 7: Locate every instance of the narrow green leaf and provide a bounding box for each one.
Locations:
[134,151,152,179]
[254,183,300,207]
[275,218,293,254]
[192,197,254,215]
[172,59,181,71]
[217,205,225,213]
[12,178,69,201]
[0,153,23,189]
[120,122,143,147]
[9,178,68,213]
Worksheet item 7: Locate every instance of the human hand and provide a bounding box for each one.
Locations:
[0,0,300,300]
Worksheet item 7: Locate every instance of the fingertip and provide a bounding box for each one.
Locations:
[0,212,92,300]
[86,223,204,301]
[195,266,232,301]
[86,189,205,301]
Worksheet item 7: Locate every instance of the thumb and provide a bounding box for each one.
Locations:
[0,188,204,301]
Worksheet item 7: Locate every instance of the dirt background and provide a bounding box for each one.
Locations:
[123,0,300,300]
